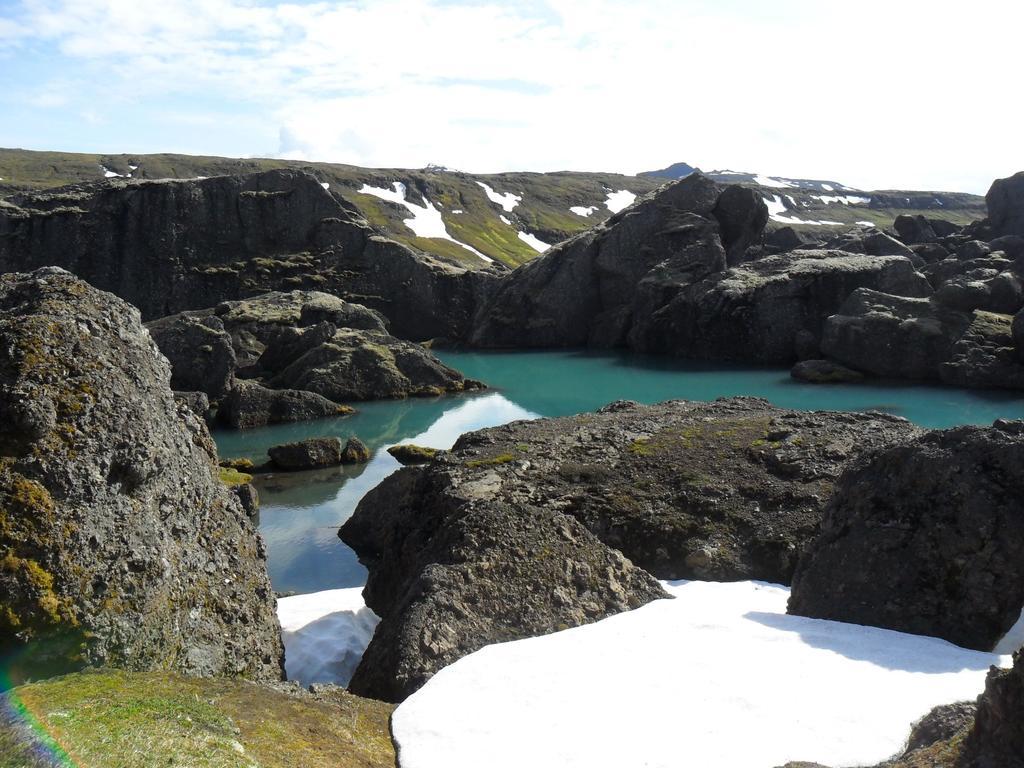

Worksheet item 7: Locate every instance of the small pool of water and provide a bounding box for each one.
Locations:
[212,350,1024,595]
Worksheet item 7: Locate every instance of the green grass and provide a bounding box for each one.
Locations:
[0,669,395,768]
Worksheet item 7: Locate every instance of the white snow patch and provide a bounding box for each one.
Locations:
[570,205,599,217]
[320,182,330,190]
[765,196,842,226]
[754,175,796,188]
[821,183,835,191]
[517,230,550,253]
[393,580,1010,768]
[857,221,877,227]
[278,588,379,687]
[360,183,493,263]
[813,195,871,206]
[604,189,636,213]
[476,181,521,212]
[713,169,745,176]
[128,165,138,171]
[995,604,1024,654]
[452,209,463,214]
[101,166,123,178]
[499,214,511,225]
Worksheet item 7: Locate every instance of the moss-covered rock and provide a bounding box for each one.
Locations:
[0,268,282,684]
[386,444,439,465]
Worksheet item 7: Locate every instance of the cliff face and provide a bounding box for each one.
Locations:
[0,267,283,683]
[0,169,498,340]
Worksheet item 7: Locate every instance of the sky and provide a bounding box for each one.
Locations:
[0,0,1021,193]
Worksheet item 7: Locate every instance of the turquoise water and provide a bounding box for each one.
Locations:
[213,351,1024,595]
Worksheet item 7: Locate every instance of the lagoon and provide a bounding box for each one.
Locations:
[212,350,1024,594]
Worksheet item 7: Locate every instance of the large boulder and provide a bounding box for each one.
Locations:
[821,289,972,380]
[893,214,961,245]
[986,171,1024,238]
[635,251,932,362]
[145,312,237,399]
[470,173,766,348]
[268,328,471,401]
[0,170,498,340]
[940,311,1024,391]
[219,379,351,429]
[788,420,1024,652]
[268,436,369,470]
[0,268,283,683]
[339,464,668,702]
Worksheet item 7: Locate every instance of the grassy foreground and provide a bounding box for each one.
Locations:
[0,669,394,768]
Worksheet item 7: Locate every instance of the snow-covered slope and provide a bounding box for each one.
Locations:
[392,580,1012,768]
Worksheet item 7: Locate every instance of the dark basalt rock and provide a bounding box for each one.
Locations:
[821,289,1024,389]
[634,251,931,363]
[788,420,1024,652]
[0,170,498,340]
[340,398,918,702]
[267,436,370,470]
[267,327,469,402]
[339,465,669,702]
[173,390,211,421]
[825,227,916,259]
[965,651,1024,766]
[940,311,1024,391]
[470,173,765,349]
[986,171,1024,238]
[268,437,346,469]
[822,289,973,380]
[146,312,237,399]
[1015,309,1024,362]
[894,214,962,245]
[790,359,864,384]
[0,268,283,683]
[219,380,351,429]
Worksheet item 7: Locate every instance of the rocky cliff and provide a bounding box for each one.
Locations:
[0,170,497,340]
[0,267,283,683]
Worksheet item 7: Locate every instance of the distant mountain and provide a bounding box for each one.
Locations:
[639,162,700,180]
[0,148,986,268]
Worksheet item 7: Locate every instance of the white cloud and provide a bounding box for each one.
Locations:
[2,0,1023,192]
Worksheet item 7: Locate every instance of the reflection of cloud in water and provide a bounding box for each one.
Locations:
[401,393,539,449]
[258,393,539,594]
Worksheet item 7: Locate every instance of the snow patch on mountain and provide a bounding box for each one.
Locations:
[476,181,521,212]
[604,189,636,213]
[361,182,493,263]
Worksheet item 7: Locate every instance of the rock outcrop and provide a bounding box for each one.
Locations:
[340,398,918,701]
[340,463,668,702]
[788,420,1024,652]
[150,290,477,424]
[0,268,283,683]
[218,380,351,429]
[470,173,767,348]
[634,251,931,362]
[986,171,1024,238]
[0,169,498,340]
[268,436,370,470]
